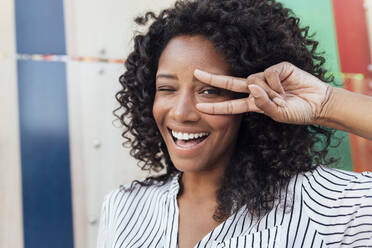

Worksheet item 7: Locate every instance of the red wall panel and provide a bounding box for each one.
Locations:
[333,0,370,74]
[333,0,372,172]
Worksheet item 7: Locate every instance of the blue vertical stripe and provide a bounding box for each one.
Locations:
[14,0,74,246]
[17,60,74,248]
[14,0,66,54]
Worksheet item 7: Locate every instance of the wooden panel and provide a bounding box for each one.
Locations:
[64,0,177,59]
[333,0,371,75]
[0,61,24,248]
[0,0,24,247]
[343,77,372,172]
[280,0,341,75]
[17,60,74,248]
[66,61,149,248]
[366,0,372,62]
[14,0,66,54]
[333,0,372,172]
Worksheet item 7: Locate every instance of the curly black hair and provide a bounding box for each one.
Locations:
[114,0,341,221]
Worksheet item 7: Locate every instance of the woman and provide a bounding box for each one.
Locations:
[97,0,372,247]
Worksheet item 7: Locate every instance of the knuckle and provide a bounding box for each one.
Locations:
[255,100,264,108]
[228,102,234,114]
[231,78,237,89]
[264,67,272,76]
[225,78,232,90]
[281,61,292,71]
[246,75,260,86]
[244,98,250,110]
[208,74,214,84]
[265,66,280,79]
[247,74,257,81]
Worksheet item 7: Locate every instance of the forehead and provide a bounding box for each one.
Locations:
[157,35,230,75]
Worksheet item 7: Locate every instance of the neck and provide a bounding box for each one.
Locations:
[179,165,226,203]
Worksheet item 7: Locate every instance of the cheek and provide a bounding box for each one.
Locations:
[152,96,163,126]
[153,94,174,126]
[206,115,242,134]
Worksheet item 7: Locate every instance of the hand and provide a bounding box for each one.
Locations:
[194,62,333,125]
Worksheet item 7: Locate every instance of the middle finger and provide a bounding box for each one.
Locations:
[194,69,249,93]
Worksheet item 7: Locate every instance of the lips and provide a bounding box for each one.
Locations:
[166,128,209,157]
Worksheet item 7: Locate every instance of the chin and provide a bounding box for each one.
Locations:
[172,161,202,172]
[171,157,214,173]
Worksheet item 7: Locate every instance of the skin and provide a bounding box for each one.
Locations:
[152,35,242,247]
[194,62,372,140]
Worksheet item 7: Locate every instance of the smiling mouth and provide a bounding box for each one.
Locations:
[167,128,209,148]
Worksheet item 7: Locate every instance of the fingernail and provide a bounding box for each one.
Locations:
[248,85,259,98]
[273,97,287,107]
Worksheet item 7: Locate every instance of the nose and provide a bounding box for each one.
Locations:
[171,91,200,123]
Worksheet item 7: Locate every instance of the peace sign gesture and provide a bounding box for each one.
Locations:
[194,62,332,125]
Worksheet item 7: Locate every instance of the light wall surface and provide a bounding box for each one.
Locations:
[0,0,24,247]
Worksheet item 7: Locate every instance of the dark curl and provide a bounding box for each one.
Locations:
[114,0,341,221]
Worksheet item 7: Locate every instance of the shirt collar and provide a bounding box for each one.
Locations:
[168,172,182,197]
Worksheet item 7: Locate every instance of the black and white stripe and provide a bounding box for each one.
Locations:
[97,167,372,247]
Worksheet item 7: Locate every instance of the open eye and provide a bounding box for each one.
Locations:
[201,88,220,95]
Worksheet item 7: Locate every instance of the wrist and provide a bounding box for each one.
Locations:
[311,82,372,140]
[313,84,336,126]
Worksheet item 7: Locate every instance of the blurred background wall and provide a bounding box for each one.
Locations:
[1,0,371,248]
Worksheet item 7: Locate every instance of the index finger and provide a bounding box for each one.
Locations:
[194,69,250,93]
[196,98,264,115]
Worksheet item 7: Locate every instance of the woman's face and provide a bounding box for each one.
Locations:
[153,35,242,173]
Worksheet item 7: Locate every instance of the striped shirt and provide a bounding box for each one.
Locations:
[97,166,372,247]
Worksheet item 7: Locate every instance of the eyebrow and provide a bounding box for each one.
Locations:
[156,73,204,84]
[156,74,178,80]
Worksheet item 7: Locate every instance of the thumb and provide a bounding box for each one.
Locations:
[248,84,279,116]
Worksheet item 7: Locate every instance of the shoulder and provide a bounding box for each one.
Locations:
[301,165,372,204]
[300,166,372,246]
[97,174,180,246]
[101,175,177,217]
[98,174,180,229]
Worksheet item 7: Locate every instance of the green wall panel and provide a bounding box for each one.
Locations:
[279,0,352,171]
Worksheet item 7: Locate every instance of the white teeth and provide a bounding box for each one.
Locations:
[171,130,209,140]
